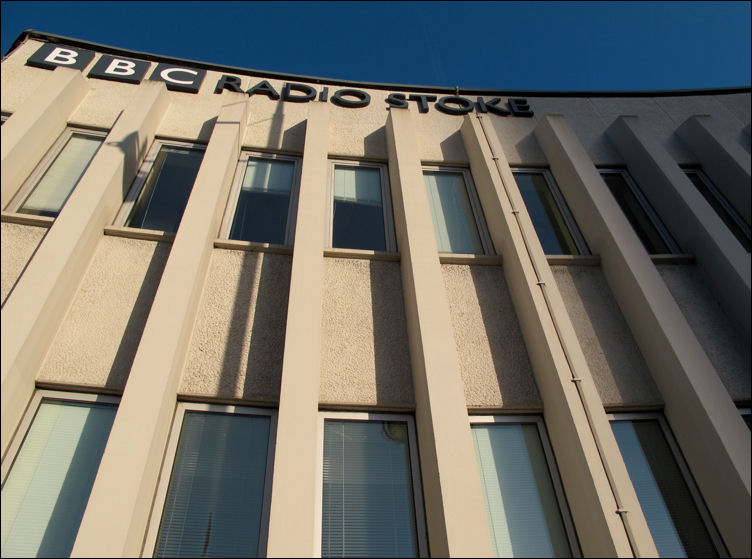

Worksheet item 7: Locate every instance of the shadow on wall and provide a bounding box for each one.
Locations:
[242,253,291,400]
[470,266,542,409]
[370,261,414,407]
[107,241,171,389]
[563,266,662,407]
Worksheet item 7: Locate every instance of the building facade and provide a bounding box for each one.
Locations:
[1,30,750,558]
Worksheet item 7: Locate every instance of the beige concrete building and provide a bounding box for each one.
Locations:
[1,30,750,558]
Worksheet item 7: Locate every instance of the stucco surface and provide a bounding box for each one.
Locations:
[441,264,542,409]
[37,236,170,389]
[1,222,48,306]
[552,265,662,407]
[320,257,414,407]
[0,40,51,112]
[69,72,148,128]
[714,93,752,125]
[590,96,695,162]
[180,249,291,402]
[657,264,751,402]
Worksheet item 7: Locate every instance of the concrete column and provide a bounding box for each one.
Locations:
[462,115,647,557]
[536,114,751,558]
[1,67,89,209]
[1,81,169,458]
[70,93,249,557]
[677,115,751,224]
[386,108,493,558]
[266,101,329,558]
[607,116,750,341]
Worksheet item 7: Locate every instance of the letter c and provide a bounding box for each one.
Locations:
[160,67,198,85]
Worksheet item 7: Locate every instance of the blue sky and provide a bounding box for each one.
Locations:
[2,1,750,92]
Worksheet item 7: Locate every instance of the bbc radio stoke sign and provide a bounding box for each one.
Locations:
[27,43,534,117]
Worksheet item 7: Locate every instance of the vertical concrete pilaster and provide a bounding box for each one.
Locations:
[1,81,170,458]
[71,93,249,557]
[386,109,493,558]
[461,115,645,557]
[607,116,750,340]
[266,102,329,558]
[536,114,751,557]
[677,115,751,224]
[1,67,90,209]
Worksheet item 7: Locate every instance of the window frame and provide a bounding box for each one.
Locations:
[1,390,119,485]
[511,168,590,255]
[469,414,581,557]
[681,166,751,251]
[5,126,108,217]
[421,164,494,255]
[112,138,207,230]
[315,410,428,558]
[142,402,277,558]
[326,159,397,253]
[607,411,728,557]
[598,169,682,254]
[219,151,303,246]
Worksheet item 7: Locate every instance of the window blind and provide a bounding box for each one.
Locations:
[513,172,579,255]
[600,173,673,254]
[230,158,295,244]
[611,419,717,558]
[154,412,271,558]
[423,171,483,254]
[1,400,116,558]
[334,166,382,205]
[322,420,418,558]
[127,146,204,233]
[332,166,387,251]
[472,423,571,558]
[20,134,103,217]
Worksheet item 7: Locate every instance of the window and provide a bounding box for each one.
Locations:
[115,141,205,233]
[318,412,427,558]
[470,416,578,558]
[683,168,751,252]
[221,153,301,245]
[599,170,681,255]
[5,128,105,218]
[0,391,118,558]
[144,403,275,558]
[512,170,588,255]
[329,161,396,252]
[423,167,492,254]
[609,414,725,557]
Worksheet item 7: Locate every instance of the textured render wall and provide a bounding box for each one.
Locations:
[180,249,290,402]
[441,264,542,409]
[36,236,169,390]
[0,40,50,112]
[551,265,663,407]
[1,222,47,305]
[657,264,751,402]
[320,257,414,407]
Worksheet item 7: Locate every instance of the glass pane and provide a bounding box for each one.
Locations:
[601,173,673,254]
[513,173,580,255]
[685,171,751,252]
[472,423,571,558]
[322,420,418,558]
[423,171,484,254]
[611,419,717,558]
[154,412,271,558]
[332,166,386,251]
[127,146,204,233]
[1,400,116,558]
[19,134,103,218]
[230,158,295,244]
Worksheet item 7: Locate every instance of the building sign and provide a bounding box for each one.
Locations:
[26,43,533,116]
